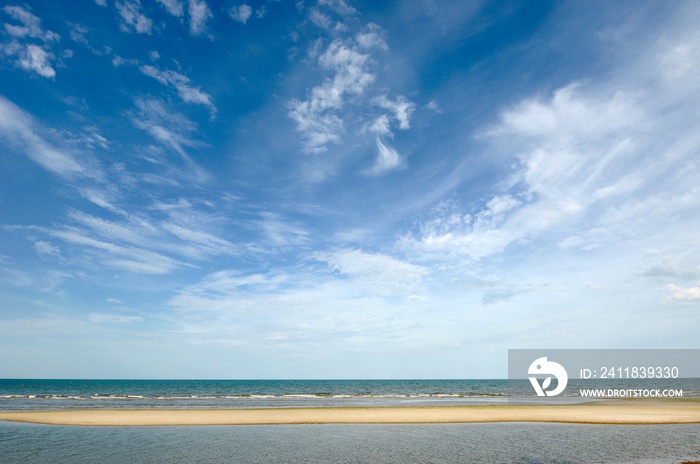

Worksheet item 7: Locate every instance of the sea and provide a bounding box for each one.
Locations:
[1,379,699,464]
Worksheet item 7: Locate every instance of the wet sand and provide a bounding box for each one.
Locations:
[1,400,700,426]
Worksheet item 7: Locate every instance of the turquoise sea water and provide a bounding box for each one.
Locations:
[2,378,699,410]
[0,379,512,410]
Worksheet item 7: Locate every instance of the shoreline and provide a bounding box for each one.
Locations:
[2,401,700,426]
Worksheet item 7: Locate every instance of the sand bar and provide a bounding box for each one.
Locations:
[2,401,700,426]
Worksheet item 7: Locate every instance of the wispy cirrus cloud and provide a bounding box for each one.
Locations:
[89,312,144,324]
[69,206,237,262]
[366,138,403,175]
[254,212,311,248]
[167,248,430,351]
[0,95,90,177]
[403,39,700,265]
[14,193,240,275]
[139,64,216,116]
[315,248,427,298]
[130,97,198,156]
[50,227,181,274]
[389,9,700,321]
[129,97,211,182]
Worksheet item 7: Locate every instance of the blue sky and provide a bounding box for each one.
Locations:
[1,0,699,379]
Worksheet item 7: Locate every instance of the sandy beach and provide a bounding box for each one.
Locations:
[1,400,699,426]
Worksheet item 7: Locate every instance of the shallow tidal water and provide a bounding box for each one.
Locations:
[1,421,698,464]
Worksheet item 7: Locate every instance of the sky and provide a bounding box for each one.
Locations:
[0,0,699,379]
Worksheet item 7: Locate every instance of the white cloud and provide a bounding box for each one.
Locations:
[308,9,333,30]
[229,4,252,24]
[665,284,700,303]
[287,100,343,153]
[397,13,700,299]
[2,5,59,42]
[115,0,153,35]
[50,228,181,274]
[318,40,375,93]
[356,23,387,50]
[45,198,240,269]
[401,196,521,261]
[188,0,213,36]
[30,197,239,274]
[366,137,403,175]
[316,249,427,298]
[404,59,700,264]
[374,95,415,130]
[0,96,86,177]
[162,223,238,257]
[130,98,209,180]
[255,212,310,247]
[317,0,356,16]
[166,257,429,353]
[333,227,371,243]
[492,83,641,139]
[288,39,375,153]
[642,258,698,280]
[68,23,89,44]
[111,55,138,66]
[78,188,121,212]
[368,114,391,136]
[139,65,216,116]
[17,44,55,78]
[1,42,53,78]
[288,17,415,178]
[484,195,521,216]
[1,6,60,78]
[34,241,61,257]
[157,0,184,17]
[94,0,107,6]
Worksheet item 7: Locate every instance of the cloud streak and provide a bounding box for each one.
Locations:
[139,64,217,116]
[0,96,88,177]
